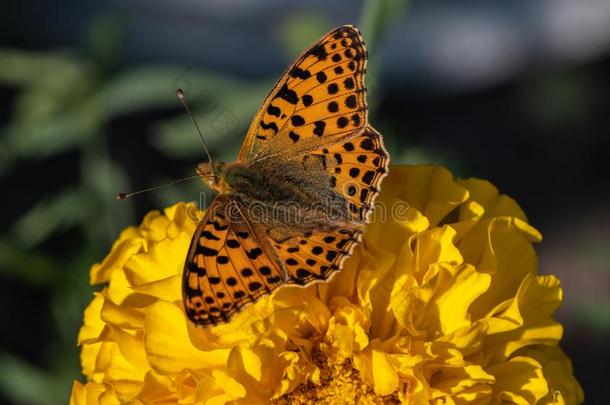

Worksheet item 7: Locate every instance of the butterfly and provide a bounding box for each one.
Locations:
[182,25,389,327]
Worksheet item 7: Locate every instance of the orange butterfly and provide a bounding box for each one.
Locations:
[182,25,389,326]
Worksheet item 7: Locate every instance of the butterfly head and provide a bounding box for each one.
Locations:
[196,161,228,193]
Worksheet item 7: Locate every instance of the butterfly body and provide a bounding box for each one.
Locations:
[183,25,390,326]
[198,159,358,238]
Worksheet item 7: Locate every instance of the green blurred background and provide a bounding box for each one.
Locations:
[0,0,608,403]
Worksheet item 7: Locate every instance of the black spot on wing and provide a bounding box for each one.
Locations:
[201,230,220,241]
[345,95,357,108]
[291,115,305,126]
[276,84,299,105]
[247,248,263,259]
[290,67,311,79]
[289,131,300,143]
[267,104,281,117]
[260,120,279,134]
[201,246,219,256]
[309,43,328,60]
[302,95,313,106]
[362,170,376,185]
[227,239,240,248]
[360,138,375,151]
[313,121,326,136]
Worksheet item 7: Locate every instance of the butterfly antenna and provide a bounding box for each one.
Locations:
[116,174,201,200]
[176,88,214,166]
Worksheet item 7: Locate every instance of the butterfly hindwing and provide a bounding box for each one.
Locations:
[183,196,285,326]
[290,125,389,223]
[238,25,367,162]
[275,228,362,285]
[320,125,388,222]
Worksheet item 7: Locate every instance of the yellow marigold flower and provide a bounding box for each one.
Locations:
[70,165,584,404]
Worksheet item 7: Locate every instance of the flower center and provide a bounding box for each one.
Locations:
[273,348,400,404]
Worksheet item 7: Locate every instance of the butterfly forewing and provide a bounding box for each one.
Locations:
[238,25,368,162]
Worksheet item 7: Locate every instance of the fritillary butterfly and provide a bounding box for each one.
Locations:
[183,25,389,326]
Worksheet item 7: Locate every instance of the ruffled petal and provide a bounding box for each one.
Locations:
[144,301,231,373]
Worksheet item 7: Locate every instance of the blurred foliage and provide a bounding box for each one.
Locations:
[359,0,410,104]
[277,12,333,57]
[0,1,409,404]
[577,302,610,334]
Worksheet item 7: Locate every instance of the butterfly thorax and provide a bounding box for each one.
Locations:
[197,159,357,236]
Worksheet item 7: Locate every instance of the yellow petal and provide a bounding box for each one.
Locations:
[434,264,490,335]
[81,342,104,381]
[485,274,563,360]
[103,344,146,401]
[273,287,330,346]
[108,326,149,371]
[272,351,312,399]
[144,301,230,373]
[194,369,246,404]
[429,364,494,402]
[78,293,106,345]
[70,381,87,405]
[365,195,430,254]
[413,226,463,282]
[518,345,584,404]
[382,165,469,226]
[106,268,133,305]
[371,349,399,396]
[90,237,143,285]
[459,177,527,221]
[438,320,488,355]
[130,274,182,303]
[100,295,145,330]
[164,202,202,234]
[356,243,397,337]
[142,211,172,242]
[466,217,542,318]
[487,356,549,404]
[134,371,177,403]
[70,381,119,405]
[211,369,247,400]
[227,346,263,382]
[124,235,190,286]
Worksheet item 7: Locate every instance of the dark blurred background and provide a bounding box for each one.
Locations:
[0,0,608,403]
